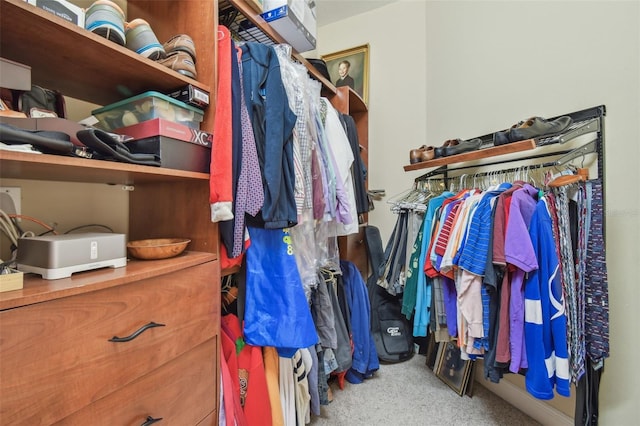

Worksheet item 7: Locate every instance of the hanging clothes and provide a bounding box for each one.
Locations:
[378,210,409,296]
[221,314,272,425]
[240,42,298,229]
[321,97,358,236]
[412,191,454,336]
[523,197,570,399]
[340,113,369,215]
[399,167,608,403]
[210,26,234,223]
[340,260,380,384]
[504,184,539,374]
[227,46,265,258]
[262,347,285,426]
[583,180,609,363]
[274,44,313,215]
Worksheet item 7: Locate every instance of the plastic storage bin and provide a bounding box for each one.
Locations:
[92,91,204,131]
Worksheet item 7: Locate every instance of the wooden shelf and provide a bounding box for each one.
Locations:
[0,0,210,106]
[403,139,537,172]
[222,0,339,96]
[0,251,216,310]
[0,151,209,184]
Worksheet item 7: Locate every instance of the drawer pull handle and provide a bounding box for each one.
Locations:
[141,415,163,425]
[108,322,165,343]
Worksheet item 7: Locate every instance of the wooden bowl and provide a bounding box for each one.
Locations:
[127,238,191,260]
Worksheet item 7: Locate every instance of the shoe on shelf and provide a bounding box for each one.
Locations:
[434,139,460,158]
[157,51,197,80]
[494,115,573,145]
[85,0,126,46]
[409,145,435,164]
[443,138,483,156]
[125,18,166,60]
[163,34,197,63]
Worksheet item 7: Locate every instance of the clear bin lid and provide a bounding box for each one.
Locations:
[92,91,204,115]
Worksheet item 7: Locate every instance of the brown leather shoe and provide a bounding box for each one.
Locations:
[158,51,197,79]
[409,145,435,164]
[163,34,196,63]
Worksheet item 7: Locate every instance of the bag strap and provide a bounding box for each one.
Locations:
[364,225,385,283]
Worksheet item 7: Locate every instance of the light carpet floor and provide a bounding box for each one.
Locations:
[310,353,540,426]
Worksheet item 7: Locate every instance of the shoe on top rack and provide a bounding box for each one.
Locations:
[125,18,166,60]
[493,116,573,146]
[443,138,483,156]
[409,145,435,164]
[85,0,126,46]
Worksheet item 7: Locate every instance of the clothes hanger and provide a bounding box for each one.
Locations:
[548,173,586,188]
[548,162,588,188]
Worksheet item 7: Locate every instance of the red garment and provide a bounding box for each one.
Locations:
[434,202,461,256]
[220,351,236,426]
[220,239,246,270]
[424,191,466,278]
[220,323,248,426]
[423,220,441,279]
[210,26,233,222]
[222,314,272,426]
[493,182,524,264]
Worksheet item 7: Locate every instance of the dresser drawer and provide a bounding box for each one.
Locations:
[56,338,218,426]
[0,260,220,425]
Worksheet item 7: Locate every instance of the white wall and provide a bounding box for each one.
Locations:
[317,1,639,424]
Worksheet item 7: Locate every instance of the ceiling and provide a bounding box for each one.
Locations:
[314,0,397,26]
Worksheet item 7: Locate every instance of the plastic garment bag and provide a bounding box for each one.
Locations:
[244,226,319,357]
[289,209,318,301]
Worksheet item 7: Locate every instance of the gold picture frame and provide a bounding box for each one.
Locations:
[424,333,440,370]
[435,340,474,396]
[321,44,369,105]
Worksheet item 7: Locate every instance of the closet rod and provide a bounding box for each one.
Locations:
[414,168,447,181]
[449,163,547,180]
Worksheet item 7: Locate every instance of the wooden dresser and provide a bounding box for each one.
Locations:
[0,252,220,425]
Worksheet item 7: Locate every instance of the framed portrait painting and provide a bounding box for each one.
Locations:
[435,340,474,396]
[321,44,369,105]
[424,333,440,371]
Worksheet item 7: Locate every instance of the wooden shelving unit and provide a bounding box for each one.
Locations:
[0,150,209,184]
[0,0,220,423]
[0,0,211,107]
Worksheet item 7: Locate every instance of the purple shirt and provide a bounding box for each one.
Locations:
[504,184,539,373]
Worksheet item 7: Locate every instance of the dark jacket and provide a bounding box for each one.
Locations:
[240,42,297,229]
[340,114,369,215]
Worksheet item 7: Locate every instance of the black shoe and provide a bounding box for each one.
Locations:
[434,139,460,158]
[444,138,483,156]
[494,116,573,145]
[509,116,573,142]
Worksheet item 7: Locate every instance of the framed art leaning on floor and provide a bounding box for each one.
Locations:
[321,44,369,104]
[435,340,474,396]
